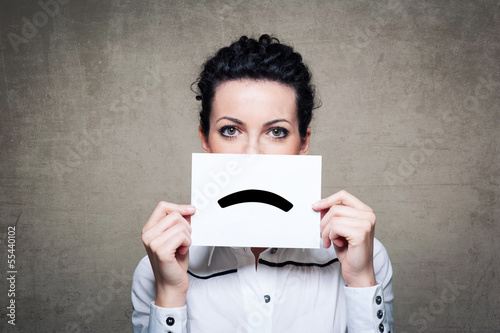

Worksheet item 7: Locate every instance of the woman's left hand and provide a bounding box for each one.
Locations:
[312,190,377,288]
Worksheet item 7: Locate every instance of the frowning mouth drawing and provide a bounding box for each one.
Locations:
[217,189,293,212]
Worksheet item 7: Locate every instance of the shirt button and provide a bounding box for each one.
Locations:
[270,248,278,254]
[379,323,384,332]
[264,295,271,303]
[377,309,383,319]
[375,295,382,305]
[166,317,175,326]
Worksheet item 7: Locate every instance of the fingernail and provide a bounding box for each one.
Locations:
[312,201,320,207]
[186,205,196,212]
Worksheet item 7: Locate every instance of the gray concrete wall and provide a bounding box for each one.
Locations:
[0,0,498,332]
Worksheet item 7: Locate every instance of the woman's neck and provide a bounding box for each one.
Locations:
[250,247,267,269]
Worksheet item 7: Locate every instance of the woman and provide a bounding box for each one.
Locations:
[132,34,394,333]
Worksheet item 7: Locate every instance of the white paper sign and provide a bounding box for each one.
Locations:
[191,153,321,248]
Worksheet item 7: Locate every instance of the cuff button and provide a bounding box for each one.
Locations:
[379,323,384,332]
[166,316,175,326]
[375,295,382,305]
[377,309,383,319]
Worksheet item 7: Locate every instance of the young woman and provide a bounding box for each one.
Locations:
[132,35,394,333]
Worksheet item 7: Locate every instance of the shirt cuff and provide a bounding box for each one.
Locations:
[148,301,187,333]
[344,284,389,333]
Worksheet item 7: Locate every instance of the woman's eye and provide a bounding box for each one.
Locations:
[221,126,239,137]
[269,127,288,138]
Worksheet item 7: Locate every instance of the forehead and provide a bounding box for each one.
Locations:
[212,79,297,119]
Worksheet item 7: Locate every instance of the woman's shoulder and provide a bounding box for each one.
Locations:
[373,238,391,264]
[372,238,393,285]
[132,256,155,293]
[131,256,156,323]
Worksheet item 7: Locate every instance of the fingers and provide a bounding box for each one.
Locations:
[314,191,377,287]
[317,195,376,250]
[142,201,195,260]
[142,211,192,249]
[321,217,373,249]
[148,222,192,262]
[319,205,375,230]
[312,189,372,212]
[141,201,193,297]
[143,201,196,233]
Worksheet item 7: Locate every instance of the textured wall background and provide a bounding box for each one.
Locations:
[0,0,498,332]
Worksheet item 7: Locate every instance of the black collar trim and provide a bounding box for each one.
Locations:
[187,269,237,280]
[187,258,339,279]
[258,258,339,268]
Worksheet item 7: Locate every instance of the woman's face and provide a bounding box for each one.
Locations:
[199,79,310,155]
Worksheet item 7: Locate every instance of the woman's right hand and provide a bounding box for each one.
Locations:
[141,201,196,308]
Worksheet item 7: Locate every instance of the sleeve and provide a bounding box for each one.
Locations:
[131,256,188,333]
[343,238,394,333]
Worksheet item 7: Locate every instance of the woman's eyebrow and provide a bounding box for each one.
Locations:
[215,117,245,125]
[264,119,291,126]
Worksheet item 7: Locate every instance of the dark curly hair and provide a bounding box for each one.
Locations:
[194,34,317,139]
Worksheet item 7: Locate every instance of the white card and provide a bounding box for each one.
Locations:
[191,153,322,248]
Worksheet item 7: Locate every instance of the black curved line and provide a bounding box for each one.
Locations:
[258,258,339,268]
[187,269,238,280]
[217,189,293,212]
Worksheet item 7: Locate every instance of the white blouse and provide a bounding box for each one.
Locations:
[132,238,394,333]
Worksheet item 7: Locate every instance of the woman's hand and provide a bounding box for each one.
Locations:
[312,190,377,288]
[141,201,195,307]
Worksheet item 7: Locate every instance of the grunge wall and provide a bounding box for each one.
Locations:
[0,1,498,332]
